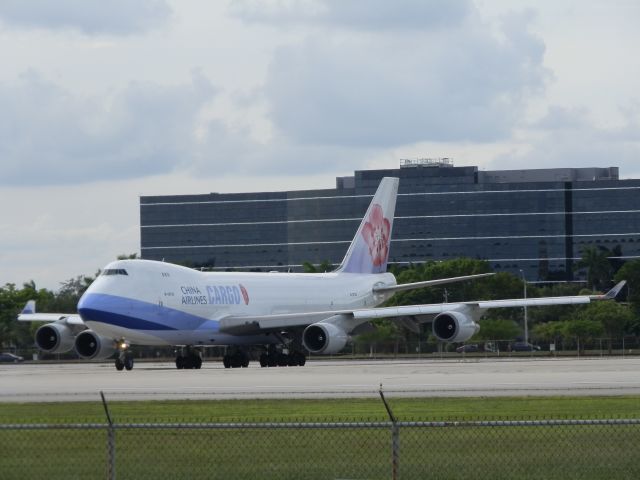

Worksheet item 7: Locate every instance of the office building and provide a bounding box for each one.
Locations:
[140,160,640,281]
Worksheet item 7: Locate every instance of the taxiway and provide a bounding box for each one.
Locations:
[2,357,640,402]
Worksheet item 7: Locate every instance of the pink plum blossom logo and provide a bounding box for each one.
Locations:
[239,284,250,305]
[361,204,391,267]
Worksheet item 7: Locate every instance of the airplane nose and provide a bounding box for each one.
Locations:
[78,292,127,329]
[77,291,114,324]
[77,292,97,323]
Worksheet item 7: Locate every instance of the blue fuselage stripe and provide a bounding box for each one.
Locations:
[79,307,177,331]
[78,293,219,332]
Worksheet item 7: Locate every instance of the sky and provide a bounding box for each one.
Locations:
[1,0,639,290]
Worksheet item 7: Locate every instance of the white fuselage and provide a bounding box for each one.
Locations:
[77,259,397,346]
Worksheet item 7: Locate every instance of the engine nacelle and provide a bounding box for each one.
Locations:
[432,311,480,343]
[35,323,75,353]
[302,322,348,355]
[74,330,117,360]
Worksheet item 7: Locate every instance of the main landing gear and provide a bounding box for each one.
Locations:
[175,347,203,369]
[259,346,306,367]
[222,349,249,369]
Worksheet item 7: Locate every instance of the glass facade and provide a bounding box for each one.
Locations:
[140,165,640,281]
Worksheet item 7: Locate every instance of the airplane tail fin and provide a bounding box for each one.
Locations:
[337,177,399,274]
[21,300,36,314]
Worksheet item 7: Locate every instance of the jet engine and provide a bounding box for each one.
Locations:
[35,323,75,353]
[74,330,117,360]
[302,322,348,355]
[432,311,479,343]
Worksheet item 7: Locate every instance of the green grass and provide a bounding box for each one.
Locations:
[2,397,640,479]
[2,395,640,424]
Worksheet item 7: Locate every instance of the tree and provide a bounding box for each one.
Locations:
[474,318,520,341]
[576,301,634,353]
[53,274,98,312]
[528,283,584,324]
[302,260,334,273]
[615,259,640,314]
[562,318,604,353]
[354,319,401,354]
[0,282,53,348]
[532,321,566,344]
[574,246,613,291]
[389,258,494,307]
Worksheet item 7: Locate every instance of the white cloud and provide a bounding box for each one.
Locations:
[490,105,640,177]
[0,0,172,35]
[261,8,547,147]
[232,0,471,30]
[0,69,215,186]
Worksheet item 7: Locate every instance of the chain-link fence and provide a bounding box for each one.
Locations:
[349,336,640,357]
[2,418,639,479]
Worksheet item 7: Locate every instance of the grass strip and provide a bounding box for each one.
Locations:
[1,395,639,424]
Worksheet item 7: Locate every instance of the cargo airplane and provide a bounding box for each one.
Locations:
[19,177,625,370]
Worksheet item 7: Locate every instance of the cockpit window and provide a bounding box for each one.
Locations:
[102,269,128,276]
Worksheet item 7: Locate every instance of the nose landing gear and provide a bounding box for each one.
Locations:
[114,342,134,371]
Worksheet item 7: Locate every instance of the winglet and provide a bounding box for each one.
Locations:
[590,280,626,300]
[21,300,36,314]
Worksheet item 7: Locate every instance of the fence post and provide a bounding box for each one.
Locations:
[379,385,399,480]
[101,391,116,480]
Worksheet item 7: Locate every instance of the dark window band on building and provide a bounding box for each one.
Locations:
[140,161,640,282]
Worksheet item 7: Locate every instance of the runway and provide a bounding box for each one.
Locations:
[2,357,640,402]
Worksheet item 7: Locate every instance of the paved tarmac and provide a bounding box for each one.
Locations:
[2,357,640,402]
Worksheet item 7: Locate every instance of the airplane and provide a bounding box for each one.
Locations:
[18,177,626,371]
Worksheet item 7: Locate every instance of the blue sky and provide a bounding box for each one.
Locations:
[1,0,639,289]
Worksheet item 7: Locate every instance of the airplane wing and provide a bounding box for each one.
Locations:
[17,313,84,325]
[220,281,626,335]
[16,301,84,325]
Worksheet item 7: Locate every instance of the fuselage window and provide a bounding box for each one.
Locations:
[102,269,129,276]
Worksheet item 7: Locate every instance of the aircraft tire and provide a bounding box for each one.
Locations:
[115,358,125,371]
[222,355,231,368]
[277,353,289,367]
[193,356,202,369]
[124,356,134,371]
[292,352,306,367]
[176,356,185,369]
[259,354,268,367]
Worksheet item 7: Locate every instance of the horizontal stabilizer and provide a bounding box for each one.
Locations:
[373,272,494,294]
